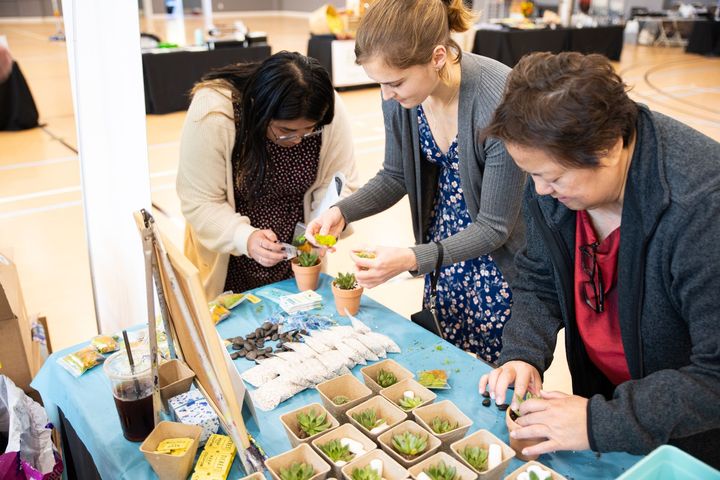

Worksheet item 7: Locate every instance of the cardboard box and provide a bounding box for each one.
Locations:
[168,389,220,446]
[0,254,35,393]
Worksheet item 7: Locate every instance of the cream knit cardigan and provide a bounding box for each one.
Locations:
[176,87,358,299]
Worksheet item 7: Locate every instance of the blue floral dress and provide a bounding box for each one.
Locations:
[418,105,512,363]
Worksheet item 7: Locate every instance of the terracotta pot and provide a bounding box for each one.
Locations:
[316,374,373,422]
[504,460,567,480]
[449,429,515,480]
[413,400,473,451]
[292,257,322,291]
[377,420,442,468]
[360,359,414,394]
[331,282,364,316]
[505,408,545,461]
[311,423,377,479]
[265,443,332,480]
[407,451,477,480]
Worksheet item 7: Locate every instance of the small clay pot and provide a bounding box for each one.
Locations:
[291,257,322,291]
[505,408,544,462]
[331,282,364,316]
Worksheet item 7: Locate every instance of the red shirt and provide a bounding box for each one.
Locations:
[574,210,631,385]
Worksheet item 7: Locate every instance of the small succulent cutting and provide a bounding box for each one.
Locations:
[397,395,424,411]
[376,369,398,388]
[332,395,349,405]
[418,369,449,389]
[350,465,381,480]
[296,409,332,438]
[459,445,488,472]
[334,272,358,290]
[391,431,428,458]
[353,250,376,259]
[424,461,459,480]
[296,251,320,268]
[429,416,458,434]
[510,391,540,421]
[314,234,337,247]
[319,439,354,463]
[279,462,315,480]
[352,408,386,431]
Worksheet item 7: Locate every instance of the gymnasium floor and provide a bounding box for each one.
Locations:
[1,14,719,393]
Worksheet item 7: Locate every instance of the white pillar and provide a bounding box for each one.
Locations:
[201,0,215,34]
[62,0,152,334]
[141,0,154,33]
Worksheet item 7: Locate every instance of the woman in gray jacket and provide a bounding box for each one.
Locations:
[307,0,526,362]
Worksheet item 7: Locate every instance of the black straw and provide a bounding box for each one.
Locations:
[122,330,142,399]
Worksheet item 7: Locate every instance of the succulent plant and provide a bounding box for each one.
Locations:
[424,461,459,480]
[332,395,349,405]
[279,462,315,480]
[376,369,398,388]
[351,408,385,431]
[418,369,449,389]
[296,409,332,438]
[350,465,381,480]
[296,251,320,268]
[334,272,358,290]
[510,391,541,420]
[319,439,354,463]
[459,445,488,472]
[391,431,428,457]
[429,416,458,434]
[397,395,424,411]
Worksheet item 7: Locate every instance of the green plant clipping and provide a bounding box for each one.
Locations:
[319,439,354,463]
[429,416,458,434]
[297,251,320,267]
[418,369,449,389]
[529,472,542,480]
[279,462,315,480]
[397,395,423,411]
[376,369,398,388]
[425,461,458,480]
[351,465,381,480]
[511,391,541,418]
[460,445,488,472]
[351,408,385,431]
[332,395,349,405]
[392,431,428,457]
[297,409,331,438]
[334,272,357,290]
[314,234,337,247]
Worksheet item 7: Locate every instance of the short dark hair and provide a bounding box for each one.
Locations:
[485,52,638,168]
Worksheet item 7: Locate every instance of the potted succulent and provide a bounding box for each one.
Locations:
[291,251,322,291]
[311,423,377,479]
[449,429,515,480]
[331,272,364,316]
[340,449,410,480]
[266,443,332,480]
[413,400,473,448]
[360,359,414,394]
[380,378,437,413]
[504,460,567,480]
[346,396,407,441]
[316,374,373,422]
[407,452,477,480]
[506,393,544,461]
[280,403,340,448]
[377,420,442,468]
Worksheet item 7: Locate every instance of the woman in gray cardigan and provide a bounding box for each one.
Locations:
[307,0,526,362]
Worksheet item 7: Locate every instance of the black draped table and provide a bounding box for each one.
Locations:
[0,61,39,131]
[686,20,720,56]
[472,25,625,67]
[142,45,272,114]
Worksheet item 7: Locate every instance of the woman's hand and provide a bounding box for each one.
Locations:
[351,246,417,288]
[246,229,287,267]
[478,361,543,407]
[305,207,346,246]
[512,390,590,456]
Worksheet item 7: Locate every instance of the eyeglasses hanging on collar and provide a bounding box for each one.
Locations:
[580,241,605,313]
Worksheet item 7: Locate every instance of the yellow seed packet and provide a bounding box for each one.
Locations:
[204,434,236,456]
[155,437,193,455]
[194,451,233,478]
[191,471,226,480]
[244,294,262,304]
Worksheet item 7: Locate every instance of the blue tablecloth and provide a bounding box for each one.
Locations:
[32,275,642,479]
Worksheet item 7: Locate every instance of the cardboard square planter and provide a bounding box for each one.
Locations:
[158,359,195,406]
[340,449,410,480]
[311,423,377,479]
[316,374,373,422]
[266,443,332,480]
[139,421,202,480]
[504,460,567,480]
[280,402,341,448]
[346,395,407,442]
[239,473,266,480]
[360,359,414,394]
[380,378,437,414]
[449,429,515,480]
[377,420,442,468]
[413,400,473,449]
[408,451,478,480]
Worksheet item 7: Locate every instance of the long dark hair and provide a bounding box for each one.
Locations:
[197,51,335,201]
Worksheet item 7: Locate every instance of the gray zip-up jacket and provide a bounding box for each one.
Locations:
[500,106,720,467]
[336,52,526,282]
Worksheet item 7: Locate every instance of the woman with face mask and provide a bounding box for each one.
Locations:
[306,0,526,363]
[177,51,358,299]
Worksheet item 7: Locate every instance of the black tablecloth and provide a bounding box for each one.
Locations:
[472,25,625,67]
[142,45,272,114]
[686,20,720,56]
[0,61,39,131]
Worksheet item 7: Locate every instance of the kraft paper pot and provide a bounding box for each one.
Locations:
[280,402,340,448]
[266,443,332,480]
[412,400,473,450]
[377,420,442,469]
[316,374,373,422]
[360,359,414,394]
[346,395,407,442]
[311,423,377,479]
[139,421,202,480]
[504,460,568,480]
[380,378,437,414]
[340,449,409,480]
[449,429,515,480]
[408,451,478,480]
